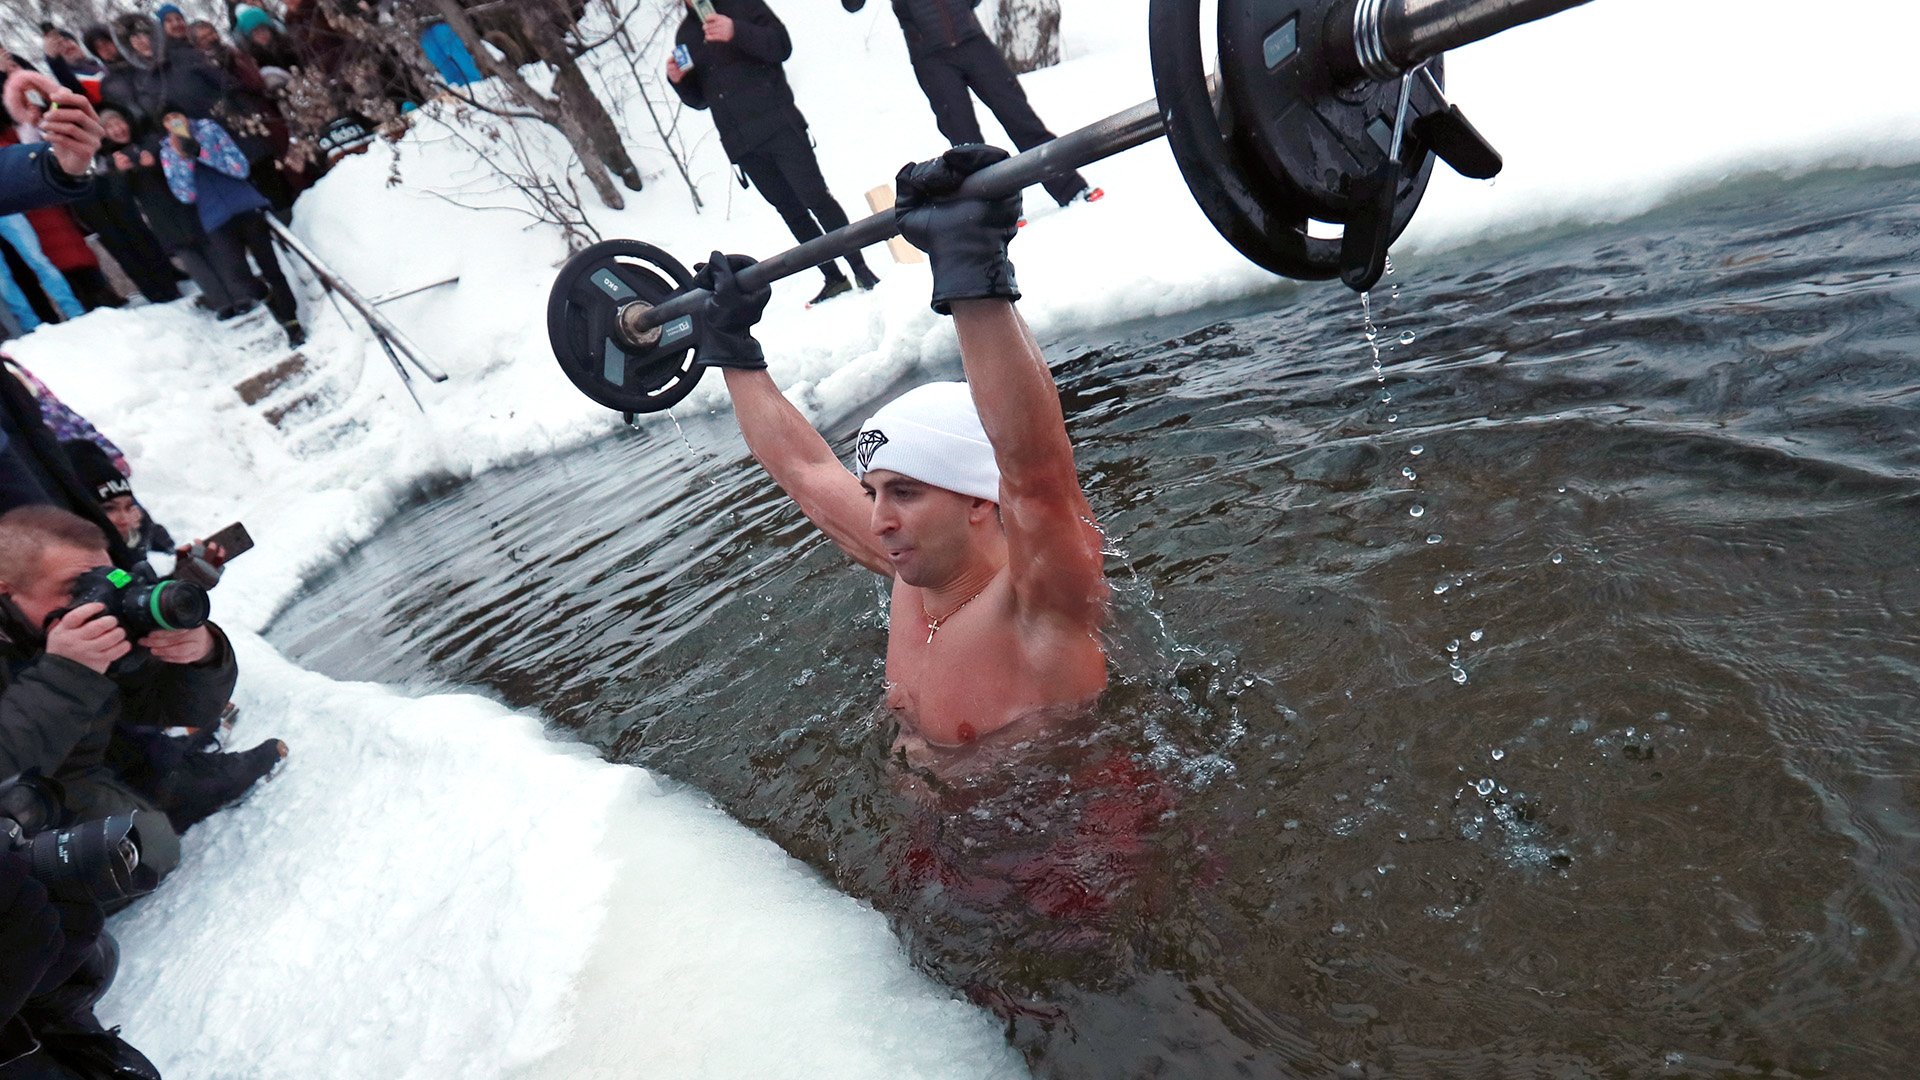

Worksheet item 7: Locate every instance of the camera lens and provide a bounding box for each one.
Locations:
[23,814,148,903]
[127,579,210,634]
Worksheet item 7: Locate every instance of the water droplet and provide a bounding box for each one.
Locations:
[1409,444,1425,456]
[1557,486,1567,494]
[1432,581,1450,595]
[1426,533,1443,545]
[1376,864,1392,875]
[1475,778,1496,796]
[1398,330,1415,345]
[1448,641,1461,655]
[1550,552,1565,565]
[1409,505,1425,518]
[1469,629,1484,642]
[1283,819,1300,830]
[1380,391,1393,403]
[1331,921,1348,935]
[1491,748,1506,761]
[1452,668,1469,685]
[1402,466,1417,480]
[1384,255,1395,275]
[1387,414,1398,422]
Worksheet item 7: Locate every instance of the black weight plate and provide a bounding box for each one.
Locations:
[1218,0,1440,266]
[1150,0,1334,280]
[547,239,705,415]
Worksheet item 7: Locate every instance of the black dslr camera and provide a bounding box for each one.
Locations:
[60,564,211,675]
[0,776,156,905]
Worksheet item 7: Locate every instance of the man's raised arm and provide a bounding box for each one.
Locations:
[696,255,890,575]
[898,148,1107,628]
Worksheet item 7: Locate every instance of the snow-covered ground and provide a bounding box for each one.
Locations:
[5,0,1916,1076]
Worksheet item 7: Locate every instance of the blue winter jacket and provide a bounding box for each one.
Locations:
[0,143,92,216]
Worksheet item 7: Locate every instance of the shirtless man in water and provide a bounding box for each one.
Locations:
[695,146,1107,755]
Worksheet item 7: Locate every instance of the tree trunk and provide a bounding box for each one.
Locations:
[992,0,1062,75]
[519,4,643,192]
[425,0,627,210]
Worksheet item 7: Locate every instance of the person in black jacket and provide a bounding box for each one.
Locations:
[0,505,238,883]
[66,106,185,306]
[669,0,879,307]
[97,104,238,313]
[84,25,146,127]
[845,0,1096,208]
[111,11,234,123]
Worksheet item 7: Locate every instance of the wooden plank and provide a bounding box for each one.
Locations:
[865,185,925,265]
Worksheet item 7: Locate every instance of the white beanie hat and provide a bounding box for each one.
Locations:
[853,382,1001,504]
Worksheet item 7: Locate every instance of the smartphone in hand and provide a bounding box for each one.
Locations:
[200,521,255,564]
[673,43,694,72]
[692,0,717,21]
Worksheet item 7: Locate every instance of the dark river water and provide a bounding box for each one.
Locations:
[271,166,1920,1078]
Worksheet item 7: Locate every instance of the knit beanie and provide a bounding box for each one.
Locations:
[63,440,133,503]
[235,7,275,35]
[854,382,1002,504]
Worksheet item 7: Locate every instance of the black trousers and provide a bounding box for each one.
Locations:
[910,36,1088,206]
[207,210,297,324]
[91,217,182,303]
[735,127,872,279]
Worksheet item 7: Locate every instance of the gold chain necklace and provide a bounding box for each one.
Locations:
[923,585,989,644]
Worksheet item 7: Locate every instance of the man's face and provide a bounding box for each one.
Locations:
[129,31,153,59]
[102,111,132,144]
[162,12,187,37]
[94,38,121,62]
[863,470,987,587]
[250,26,272,48]
[43,31,63,54]
[2,542,111,631]
[101,496,141,545]
[192,24,218,50]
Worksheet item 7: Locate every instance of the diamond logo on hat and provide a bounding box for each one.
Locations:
[856,429,889,472]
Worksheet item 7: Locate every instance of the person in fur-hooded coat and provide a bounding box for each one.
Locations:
[109,12,232,123]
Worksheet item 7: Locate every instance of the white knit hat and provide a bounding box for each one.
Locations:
[853,382,1001,503]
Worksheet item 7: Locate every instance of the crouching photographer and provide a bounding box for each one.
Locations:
[1,782,161,1079]
[0,505,243,889]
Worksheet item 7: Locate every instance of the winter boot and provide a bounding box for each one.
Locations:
[282,319,307,348]
[807,268,853,308]
[158,739,288,830]
[849,255,880,291]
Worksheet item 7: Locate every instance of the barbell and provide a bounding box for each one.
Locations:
[549,0,1590,416]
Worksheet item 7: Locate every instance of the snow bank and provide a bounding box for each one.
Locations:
[3,0,1913,1075]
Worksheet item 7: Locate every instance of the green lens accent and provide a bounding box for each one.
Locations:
[148,582,177,631]
[107,568,132,588]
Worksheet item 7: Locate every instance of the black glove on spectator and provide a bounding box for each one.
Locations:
[693,252,770,370]
[0,853,62,1026]
[895,144,1022,315]
[842,0,866,9]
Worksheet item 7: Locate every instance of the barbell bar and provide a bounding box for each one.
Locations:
[550,0,1594,416]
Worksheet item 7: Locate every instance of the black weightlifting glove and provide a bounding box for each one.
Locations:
[0,853,62,1027]
[692,252,771,370]
[895,144,1021,315]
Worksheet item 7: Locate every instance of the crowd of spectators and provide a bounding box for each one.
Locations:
[0,82,289,1077]
[0,1,476,353]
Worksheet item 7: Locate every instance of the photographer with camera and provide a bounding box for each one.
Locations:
[0,505,246,886]
[0,845,159,1079]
